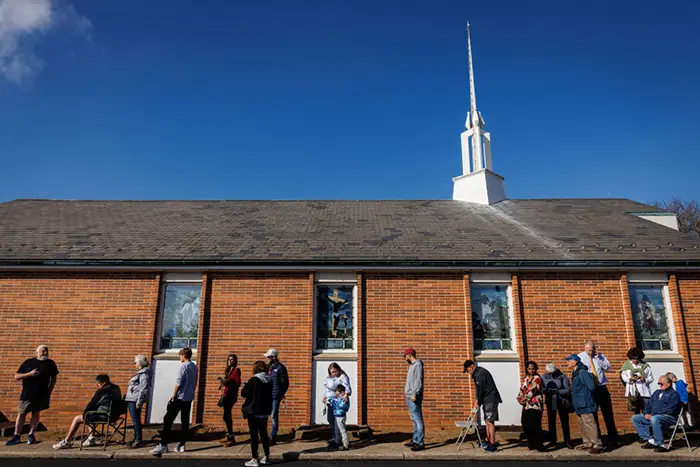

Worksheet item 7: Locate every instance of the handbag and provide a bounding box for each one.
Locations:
[217,395,225,408]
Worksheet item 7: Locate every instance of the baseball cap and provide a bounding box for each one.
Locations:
[463,359,476,373]
[564,353,581,362]
[403,348,416,357]
[264,349,278,358]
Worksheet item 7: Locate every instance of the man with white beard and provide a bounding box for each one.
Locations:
[5,345,59,446]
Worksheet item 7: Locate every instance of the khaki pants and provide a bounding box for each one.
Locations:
[578,413,602,448]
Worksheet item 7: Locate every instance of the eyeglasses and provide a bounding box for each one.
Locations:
[658,383,666,386]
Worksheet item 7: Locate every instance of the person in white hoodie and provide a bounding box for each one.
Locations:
[322,362,352,450]
[619,347,653,415]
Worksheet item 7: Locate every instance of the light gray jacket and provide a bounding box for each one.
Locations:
[125,367,151,407]
[405,359,424,397]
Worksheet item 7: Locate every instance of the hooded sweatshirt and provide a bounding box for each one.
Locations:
[241,372,273,417]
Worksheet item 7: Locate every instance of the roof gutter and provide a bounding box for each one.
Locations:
[1,259,700,271]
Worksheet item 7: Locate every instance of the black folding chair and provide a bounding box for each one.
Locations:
[80,398,127,451]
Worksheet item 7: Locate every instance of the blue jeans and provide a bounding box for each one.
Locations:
[631,413,676,446]
[406,395,424,445]
[270,399,281,440]
[128,402,142,442]
[327,404,341,444]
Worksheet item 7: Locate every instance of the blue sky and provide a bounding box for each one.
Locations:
[0,0,698,203]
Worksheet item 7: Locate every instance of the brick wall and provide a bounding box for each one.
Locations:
[200,272,314,433]
[677,273,700,419]
[1,269,698,438]
[363,272,469,432]
[517,272,634,434]
[0,272,160,428]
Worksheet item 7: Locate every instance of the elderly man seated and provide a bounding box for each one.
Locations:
[53,374,122,449]
[631,374,681,453]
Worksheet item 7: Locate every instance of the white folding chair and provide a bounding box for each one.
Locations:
[455,404,482,450]
[665,408,692,452]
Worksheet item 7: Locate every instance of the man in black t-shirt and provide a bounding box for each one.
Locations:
[5,345,59,446]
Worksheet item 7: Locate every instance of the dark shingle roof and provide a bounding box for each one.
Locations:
[0,198,699,266]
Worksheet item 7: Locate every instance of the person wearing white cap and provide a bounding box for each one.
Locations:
[264,348,289,444]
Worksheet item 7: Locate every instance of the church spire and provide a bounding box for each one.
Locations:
[453,23,505,204]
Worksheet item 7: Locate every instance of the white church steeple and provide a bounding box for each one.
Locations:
[453,23,506,204]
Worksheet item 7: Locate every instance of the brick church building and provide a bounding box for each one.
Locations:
[1,27,699,438]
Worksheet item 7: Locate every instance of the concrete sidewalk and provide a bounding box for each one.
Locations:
[1,433,699,461]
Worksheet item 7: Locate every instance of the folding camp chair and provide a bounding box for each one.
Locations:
[665,407,692,452]
[79,399,127,451]
[455,404,482,450]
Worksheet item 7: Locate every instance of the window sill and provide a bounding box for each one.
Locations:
[475,351,520,362]
[642,351,684,362]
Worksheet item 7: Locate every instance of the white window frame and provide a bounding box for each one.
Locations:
[155,273,203,354]
[313,273,358,355]
[627,278,678,354]
[469,276,517,355]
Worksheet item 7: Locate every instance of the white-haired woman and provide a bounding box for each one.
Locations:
[125,355,151,448]
[541,363,573,449]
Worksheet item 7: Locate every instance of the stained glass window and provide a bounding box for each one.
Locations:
[629,285,672,351]
[470,284,512,351]
[159,284,201,350]
[316,285,354,351]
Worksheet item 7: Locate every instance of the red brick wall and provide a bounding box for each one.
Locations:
[363,272,469,432]
[677,273,700,419]
[517,272,634,433]
[0,272,160,428]
[199,272,314,433]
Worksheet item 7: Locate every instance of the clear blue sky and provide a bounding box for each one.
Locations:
[1,0,698,202]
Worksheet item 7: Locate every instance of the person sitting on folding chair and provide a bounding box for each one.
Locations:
[53,374,122,449]
[631,374,681,453]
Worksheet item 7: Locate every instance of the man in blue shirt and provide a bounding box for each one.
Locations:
[631,374,681,452]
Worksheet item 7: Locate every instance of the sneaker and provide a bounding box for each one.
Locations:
[338,445,349,451]
[128,440,143,449]
[410,444,425,452]
[479,441,490,449]
[260,456,270,465]
[5,435,21,446]
[27,434,37,445]
[654,446,670,453]
[82,436,97,447]
[589,446,603,455]
[52,439,72,450]
[484,444,497,453]
[404,440,416,448]
[245,459,260,467]
[150,444,169,457]
[641,441,656,449]
[175,444,186,453]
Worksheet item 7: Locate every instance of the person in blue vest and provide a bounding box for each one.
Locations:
[265,348,289,445]
[631,374,681,452]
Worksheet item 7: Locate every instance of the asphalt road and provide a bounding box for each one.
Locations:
[0,460,690,467]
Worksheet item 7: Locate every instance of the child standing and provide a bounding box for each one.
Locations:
[329,384,351,451]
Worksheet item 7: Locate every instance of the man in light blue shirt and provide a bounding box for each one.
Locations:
[151,348,199,457]
[577,340,618,446]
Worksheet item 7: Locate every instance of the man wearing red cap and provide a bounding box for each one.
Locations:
[404,348,424,451]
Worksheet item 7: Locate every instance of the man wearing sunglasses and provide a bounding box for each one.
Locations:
[630,375,681,452]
